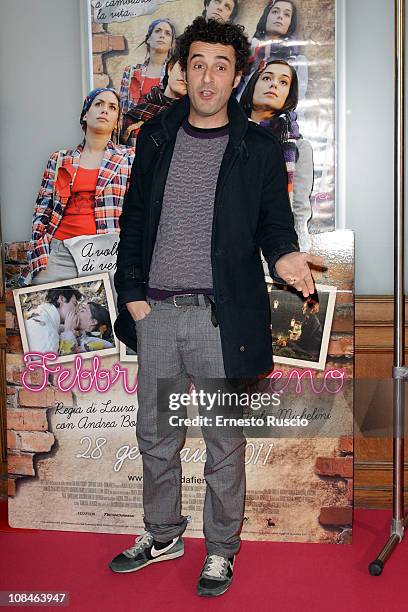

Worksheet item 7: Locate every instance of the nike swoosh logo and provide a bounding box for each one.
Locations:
[150,539,177,558]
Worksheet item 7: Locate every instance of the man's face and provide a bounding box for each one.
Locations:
[266,1,293,38]
[166,60,187,98]
[57,295,78,323]
[252,63,292,113]
[206,0,235,22]
[186,41,241,121]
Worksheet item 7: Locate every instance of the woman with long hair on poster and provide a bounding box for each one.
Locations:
[119,18,176,115]
[240,59,313,250]
[237,0,308,108]
[23,88,135,286]
[202,0,240,23]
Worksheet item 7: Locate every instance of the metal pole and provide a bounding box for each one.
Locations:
[368,0,407,575]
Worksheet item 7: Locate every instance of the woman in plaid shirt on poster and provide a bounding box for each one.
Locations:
[24,88,135,286]
[119,18,176,116]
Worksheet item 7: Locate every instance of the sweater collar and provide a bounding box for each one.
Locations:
[159,94,248,147]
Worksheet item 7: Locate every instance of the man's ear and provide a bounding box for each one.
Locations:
[57,295,65,307]
[233,71,242,90]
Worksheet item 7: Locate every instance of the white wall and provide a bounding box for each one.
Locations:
[344,0,395,293]
[0,0,84,242]
[0,0,398,293]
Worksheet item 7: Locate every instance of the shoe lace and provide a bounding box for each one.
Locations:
[124,531,153,556]
[203,555,228,578]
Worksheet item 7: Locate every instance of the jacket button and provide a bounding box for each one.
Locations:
[215,248,225,257]
[155,200,161,206]
[100,222,106,229]
[240,345,245,352]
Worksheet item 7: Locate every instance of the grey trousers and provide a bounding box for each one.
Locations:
[135,297,246,557]
[31,239,78,285]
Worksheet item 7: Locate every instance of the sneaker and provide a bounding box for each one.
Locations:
[109,531,184,573]
[197,554,235,597]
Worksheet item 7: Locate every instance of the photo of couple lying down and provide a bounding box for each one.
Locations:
[18,282,115,357]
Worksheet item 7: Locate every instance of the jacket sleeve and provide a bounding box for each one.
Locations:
[31,151,59,244]
[255,137,300,282]
[24,151,60,281]
[114,132,147,307]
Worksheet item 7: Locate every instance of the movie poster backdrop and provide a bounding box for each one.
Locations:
[5,1,354,543]
[90,0,336,234]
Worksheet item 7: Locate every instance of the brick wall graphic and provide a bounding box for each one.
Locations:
[4,244,73,497]
[91,22,125,88]
[316,436,353,543]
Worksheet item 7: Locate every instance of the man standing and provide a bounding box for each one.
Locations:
[111,17,320,597]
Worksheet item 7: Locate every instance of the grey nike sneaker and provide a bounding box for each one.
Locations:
[197,554,235,597]
[109,531,184,573]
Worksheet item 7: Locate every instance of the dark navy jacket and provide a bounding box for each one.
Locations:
[114,95,299,378]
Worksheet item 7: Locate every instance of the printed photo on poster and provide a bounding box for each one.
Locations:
[13,273,119,363]
[87,0,337,238]
[20,87,134,289]
[268,283,337,370]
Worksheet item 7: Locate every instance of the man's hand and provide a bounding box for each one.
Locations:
[275,252,324,297]
[64,311,79,332]
[126,300,151,321]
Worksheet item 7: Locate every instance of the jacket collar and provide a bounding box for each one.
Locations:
[158,94,249,147]
[59,140,123,196]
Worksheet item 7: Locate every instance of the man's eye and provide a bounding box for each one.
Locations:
[217,65,226,71]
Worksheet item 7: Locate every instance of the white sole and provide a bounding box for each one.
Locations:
[110,548,184,574]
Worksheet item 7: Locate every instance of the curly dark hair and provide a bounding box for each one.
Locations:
[177,17,250,75]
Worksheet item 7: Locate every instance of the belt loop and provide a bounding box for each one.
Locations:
[198,294,206,306]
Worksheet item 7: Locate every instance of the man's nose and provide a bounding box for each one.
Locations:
[202,68,213,84]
